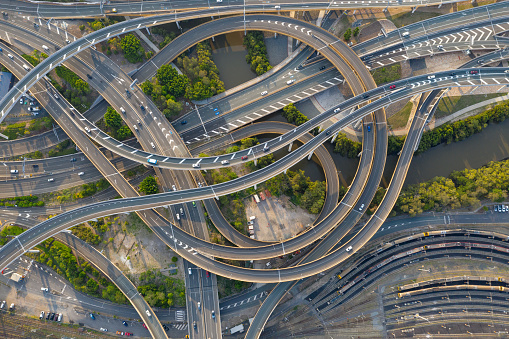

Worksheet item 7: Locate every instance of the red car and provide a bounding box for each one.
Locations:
[206,271,210,278]
[389,85,396,89]
[470,70,478,74]
[241,156,248,161]
[124,333,133,336]
[142,323,148,329]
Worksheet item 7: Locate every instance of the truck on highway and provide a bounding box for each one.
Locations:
[230,324,245,334]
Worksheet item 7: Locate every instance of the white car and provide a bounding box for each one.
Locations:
[188,268,192,275]
[172,185,177,191]
[84,127,91,133]
[145,310,151,317]
[286,79,295,85]
[19,98,23,104]
[78,172,84,176]
[41,287,49,292]
[358,203,365,211]
[151,142,155,149]
[334,108,341,113]
[48,178,54,182]
[40,311,45,319]
[221,160,229,165]
[260,91,268,96]
[176,213,180,221]
[192,163,200,168]
[346,246,353,252]
[0,301,5,309]
[100,328,108,332]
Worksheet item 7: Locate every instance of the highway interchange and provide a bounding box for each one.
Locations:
[0,1,508,338]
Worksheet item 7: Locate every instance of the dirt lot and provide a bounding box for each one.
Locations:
[245,195,316,242]
[98,213,184,282]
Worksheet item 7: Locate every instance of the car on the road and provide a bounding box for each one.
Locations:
[116,331,123,335]
[47,178,54,182]
[346,246,353,252]
[495,205,499,212]
[66,40,71,44]
[215,111,220,115]
[176,213,180,220]
[120,107,126,114]
[367,125,371,132]
[359,203,365,211]
[134,125,139,132]
[241,156,248,161]
[427,75,435,80]
[7,54,13,59]
[221,160,229,165]
[90,313,95,320]
[122,320,128,327]
[124,332,133,336]
[206,271,210,278]
[145,310,151,317]
[192,163,200,168]
[180,207,184,215]
[150,142,155,149]
[84,127,91,133]
[389,85,396,89]
[142,323,148,329]
[19,98,23,104]
[78,172,84,176]
[197,302,201,310]
[334,107,341,113]
[286,79,295,85]
[192,201,196,207]
[193,321,197,329]
[41,287,49,292]
[188,268,192,275]
[363,94,369,99]
[70,158,77,162]
[172,185,177,191]
[320,66,326,70]
[263,146,270,152]
[86,74,92,79]
[137,119,141,125]
[470,70,478,74]
[260,90,268,96]
[140,104,145,111]
[100,328,108,332]
[212,310,215,319]
[39,311,45,319]
[162,324,169,331]
[181,120,187,125]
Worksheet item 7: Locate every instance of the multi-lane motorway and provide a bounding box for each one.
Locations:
[0,2,508,339]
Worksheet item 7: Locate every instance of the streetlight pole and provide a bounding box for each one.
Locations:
[195,105,209,140]
[2,163,6,182]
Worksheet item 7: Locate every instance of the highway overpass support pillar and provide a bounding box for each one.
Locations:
[176,21,181,30]
[412,6,418,14]
[288,142,293,152]
[254,159,258,166]
[254,184,257,190]
[330,133,337,143]
[307,151,313,160]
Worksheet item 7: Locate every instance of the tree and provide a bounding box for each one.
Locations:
[120,34,144,63]
[139,176,158,195]
[116,125,133,140]
[140,80,154,96]
[104,107,122,129]
[163,99,183,118]
[353,27,360,37]
[344,28,352,41]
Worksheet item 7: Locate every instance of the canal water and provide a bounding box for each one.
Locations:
[209,32,257,90]
[257,111,509,188]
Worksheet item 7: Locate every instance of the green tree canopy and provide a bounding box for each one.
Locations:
[139,176,159,195]
[104,106,122,129]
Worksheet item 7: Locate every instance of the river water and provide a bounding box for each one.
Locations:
[209,32,257,90]
[258,113,509,188]
[202,30,509,188]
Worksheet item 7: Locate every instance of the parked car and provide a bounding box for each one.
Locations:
[90,313,95,320]
[122,321,128,327]
[39,311,45,319]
